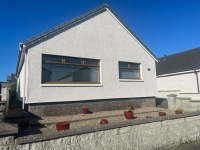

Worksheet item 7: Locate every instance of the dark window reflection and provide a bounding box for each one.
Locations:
[42,64,99,83]
[43,55,62,62]
[119,69,139,79]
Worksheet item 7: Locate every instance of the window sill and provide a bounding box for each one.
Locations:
[119,79,144,82]
[40,84,103,87]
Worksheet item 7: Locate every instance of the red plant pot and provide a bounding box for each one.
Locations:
[82,108,89,114]
[159,112,166,116]
[175,111,182,114]
[146,116,153,118]
[100,119,108,125]
[56,122,70,131]
[124,111,133,120]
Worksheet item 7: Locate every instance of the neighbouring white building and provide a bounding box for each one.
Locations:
[16,4,158,116]
[157,47,200,100]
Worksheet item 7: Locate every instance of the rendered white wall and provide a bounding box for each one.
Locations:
[198,72,200,92]
[157,72,198,97]
[17,63,25,102]
[26,10,157,103]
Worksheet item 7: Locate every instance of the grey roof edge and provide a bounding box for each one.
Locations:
[157,67,200,76]
[159,47,200,60]
[16,3,158,77]
[15,44,23,77]
[156,47,200,76]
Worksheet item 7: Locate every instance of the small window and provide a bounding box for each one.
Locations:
[43,55,62,63]
[119,62,140,79]
[84,59,99,65]
[65,57,82,64]
[42,55,100,84]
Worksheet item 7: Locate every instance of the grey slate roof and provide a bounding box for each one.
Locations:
[156,47,200,76]
[16,3,158,76]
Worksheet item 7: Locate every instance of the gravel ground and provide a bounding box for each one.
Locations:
[14,107,180,136]
[34,107,167,124]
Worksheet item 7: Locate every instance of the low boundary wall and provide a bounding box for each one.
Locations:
[1,111,200,150]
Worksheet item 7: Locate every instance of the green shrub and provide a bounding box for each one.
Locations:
[10,84,17,98]
[125,105,134,112]
[175,109,183,113]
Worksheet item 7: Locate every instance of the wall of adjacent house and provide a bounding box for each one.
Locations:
[17,63,25,102]
[198,72,200,91]
[157,72,199,99]
[26,10,157,103]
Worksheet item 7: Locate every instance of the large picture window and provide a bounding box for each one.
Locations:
[42,55,100,84]
[119,62,140,79]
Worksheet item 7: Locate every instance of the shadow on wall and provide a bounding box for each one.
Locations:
[156,98,168,108]
[16,80,23,102]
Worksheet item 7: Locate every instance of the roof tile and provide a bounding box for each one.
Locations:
[156,47,200,75]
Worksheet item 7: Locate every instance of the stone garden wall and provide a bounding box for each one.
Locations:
[1,111,200,150]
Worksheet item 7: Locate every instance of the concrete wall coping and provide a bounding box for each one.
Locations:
[158,90,180,92]
[167,94,178,97]
[0,123,18,136]
[1,82,13,88]
[176,97,192,100]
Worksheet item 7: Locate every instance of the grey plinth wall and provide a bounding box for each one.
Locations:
[27,97,156,117]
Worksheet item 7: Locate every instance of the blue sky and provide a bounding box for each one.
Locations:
[0,0,199,81]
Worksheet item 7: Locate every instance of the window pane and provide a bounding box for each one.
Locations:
[65,57,81,64]
[119,69,139,79]
[42,64,73,82]
[43,55,62,62]
[84,59,99,65]
[119,62,128,68]
[130,63,139,69]
[42,64,99,83]
[72,66,98,82]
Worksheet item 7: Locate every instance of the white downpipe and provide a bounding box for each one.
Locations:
[19,45,27,114]
[22,52,27,110]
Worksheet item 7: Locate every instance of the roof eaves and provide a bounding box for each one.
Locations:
[15,43,23,77]
[157,68,200,77]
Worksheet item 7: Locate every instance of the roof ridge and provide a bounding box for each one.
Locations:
[159,47,200,59]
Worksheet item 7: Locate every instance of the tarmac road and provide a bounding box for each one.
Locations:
[170,140,200,150]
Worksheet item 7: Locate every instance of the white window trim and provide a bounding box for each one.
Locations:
[41,54,102,85]
[118,62,143,81]
[40,84,103,87]
[119,79,144,82]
